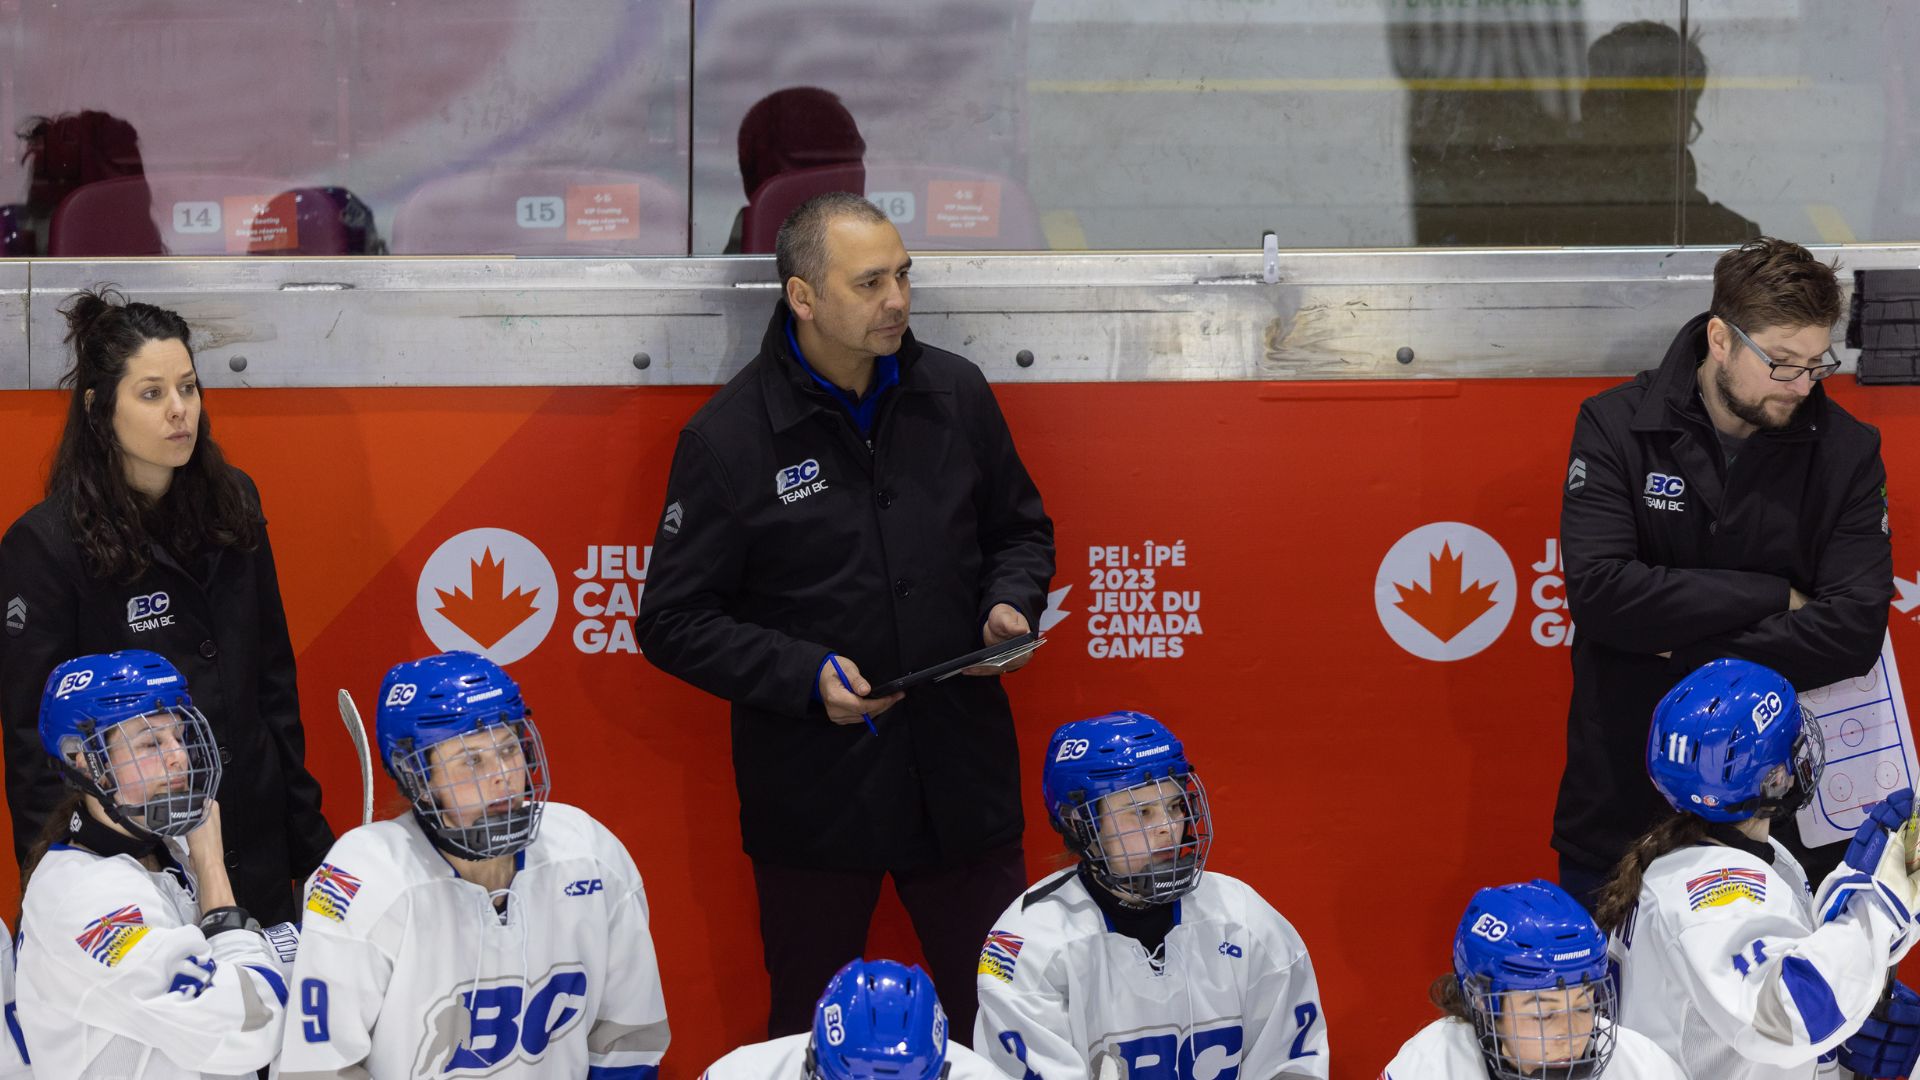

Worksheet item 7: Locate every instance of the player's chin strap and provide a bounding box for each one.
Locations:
[412,806,485,862]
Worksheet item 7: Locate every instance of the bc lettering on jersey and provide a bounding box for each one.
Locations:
[411,965,591,1073]
[1091,1024,1246,1080]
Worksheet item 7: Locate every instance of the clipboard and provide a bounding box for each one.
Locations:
[866,633,1046,698]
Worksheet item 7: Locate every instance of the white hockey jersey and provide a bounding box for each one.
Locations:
[275,801,669,1079]
[1609,837,1903,1080]
[1379,1017,1687,1080]
[702,1032,1007,1080]
[16,839,290,1079]
[974,869,1328,1080]
[0,914,34,1077]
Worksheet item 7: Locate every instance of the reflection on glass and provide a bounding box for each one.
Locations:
[727,87,868,254]
[0,2,1909,255]
[4,1,690,258]
[10,111,162,256]
[1391,1,1588,246]
[1567,21,1757,246]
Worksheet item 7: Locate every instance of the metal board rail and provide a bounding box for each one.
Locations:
[9,246,1920,389]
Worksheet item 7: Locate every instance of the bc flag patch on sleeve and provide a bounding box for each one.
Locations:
[75,904,149,967]
[978,930,1023,982]
[305,862,364,922]
[1687,867,1768,910]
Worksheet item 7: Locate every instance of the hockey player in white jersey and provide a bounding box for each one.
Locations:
[276,649,670,1079]
[974,711,1327,1080]
[16,649,291,1079]
[1595,658,1920,1080]
[0,913,30,1076]
[1382,879,1684,1079]
[702,958,1004,1080]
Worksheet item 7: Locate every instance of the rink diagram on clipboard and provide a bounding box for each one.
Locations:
[1797,633,1918,847]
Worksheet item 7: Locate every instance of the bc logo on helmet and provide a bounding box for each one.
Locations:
[385,683,418,708]
[1470,914,1509,942]
[1054,738,1091,763]
[55,670,94,698]
[1751,691,1784,733]
[822,1003,846,1046]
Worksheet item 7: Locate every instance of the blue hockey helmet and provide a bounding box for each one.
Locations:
[1647,658,1822,823]
[1454,880,1617,1080]
[1041,711,1211,907]
[39,650,222,839]
[807,959,948,1080]
[375,650,549,860]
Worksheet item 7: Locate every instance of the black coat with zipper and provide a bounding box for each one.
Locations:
[636,300,1054,871]
[1552,311,1893,874]
[0,471,334,924]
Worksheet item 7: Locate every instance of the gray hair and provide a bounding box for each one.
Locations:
[774,191,890,288]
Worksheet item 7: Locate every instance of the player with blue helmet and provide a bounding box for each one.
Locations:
[15,650,289,1079]
[703,958,1003,1080]
[279,650,670,1078]
[1383,880,1684,1079]
[975,711,1328,1080]
[1596,658,1920,1080]
[374,648,551,862]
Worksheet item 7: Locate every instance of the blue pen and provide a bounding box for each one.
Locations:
[827,654,878,736]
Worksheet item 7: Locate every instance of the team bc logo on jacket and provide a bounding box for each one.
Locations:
[776,458,828,504]
[124,590,173,632]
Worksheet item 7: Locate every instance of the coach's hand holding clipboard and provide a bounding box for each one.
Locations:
[968,602,1040,676]
[865,604,1047,699]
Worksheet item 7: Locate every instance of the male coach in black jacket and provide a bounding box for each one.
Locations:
[637,192,1054,1040]
[1554,238,1893,908]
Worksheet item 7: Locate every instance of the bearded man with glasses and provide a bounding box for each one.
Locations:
[1550,237,1894,914]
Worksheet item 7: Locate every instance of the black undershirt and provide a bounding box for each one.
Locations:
[1081,867,1177,956]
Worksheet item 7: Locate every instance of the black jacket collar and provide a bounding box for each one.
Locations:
[757,299,925,435]
[1631,310,1827,442]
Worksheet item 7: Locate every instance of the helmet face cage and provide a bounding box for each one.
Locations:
[391,712,550,860]
[1757,705,1825,820]
[64,705,222,839]
[1463,974,1617,1080]
[1065,769,1212,906]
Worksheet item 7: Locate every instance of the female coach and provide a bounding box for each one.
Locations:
[0,286,332,925]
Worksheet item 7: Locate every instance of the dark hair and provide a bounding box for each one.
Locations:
[50,286,257,581]
[18,788,84,904]
[1591,812,1711,933]
[1429,972,1473,1020]
[774,191,891,289]
[1711,237,1844,334]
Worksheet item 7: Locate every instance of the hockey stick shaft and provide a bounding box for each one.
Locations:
[336,689,375,826]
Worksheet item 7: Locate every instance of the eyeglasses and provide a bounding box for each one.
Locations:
[1722,319,1841,382]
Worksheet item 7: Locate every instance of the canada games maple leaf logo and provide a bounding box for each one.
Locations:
[1391,542,1502,643]
[434,548,542,649]
[1374,523,1516,662]
[417,528,559,665]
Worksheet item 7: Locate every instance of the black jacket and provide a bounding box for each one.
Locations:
[636,301,1054,870]
[0,471,334,924]
[1553,312,1893,872]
